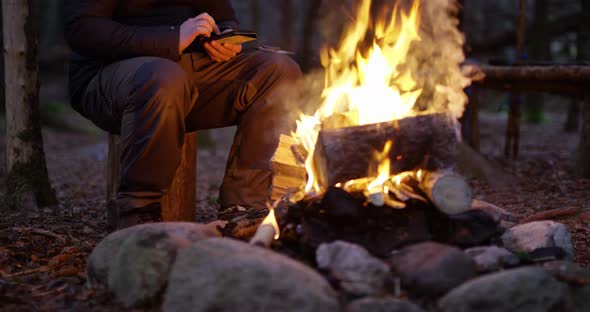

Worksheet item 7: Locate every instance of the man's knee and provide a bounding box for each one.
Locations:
[130,58,195,113]
[258,52,302,81]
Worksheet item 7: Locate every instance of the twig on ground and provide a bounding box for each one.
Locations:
[519,207,584,224]
[13,227,63,240]
[2,266,50,278]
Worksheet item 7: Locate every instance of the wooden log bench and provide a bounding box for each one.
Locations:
[465,64,590,178]
[106,133,198,227]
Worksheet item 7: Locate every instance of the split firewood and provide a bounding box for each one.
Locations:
[312,113,460,188]
[519,207,583,224]
[271,134,307,178]
[419,170,473,215]
[271,134,307,200]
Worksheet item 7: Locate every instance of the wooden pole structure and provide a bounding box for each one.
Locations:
[504,0,527,159]
[474,65,590,97]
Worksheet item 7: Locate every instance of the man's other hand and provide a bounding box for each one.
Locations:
[204,41,243,62]
[179,13,220,54]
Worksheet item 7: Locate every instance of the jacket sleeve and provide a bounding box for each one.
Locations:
[197,0,239,30]
[64,0,181,61]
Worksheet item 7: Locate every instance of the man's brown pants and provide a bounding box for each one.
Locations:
[77,48,302,213]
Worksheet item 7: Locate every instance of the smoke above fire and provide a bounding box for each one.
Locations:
[402,0,471,118]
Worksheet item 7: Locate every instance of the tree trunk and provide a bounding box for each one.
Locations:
[579,0,590,177]
[2,0,56,210]
[580,93,590,177]
[300,0,322,71]
[564,100,580,132]
[280,0,293,52]
[524,0,550,124]
[313,114,460,188]
[0,4,4,114]
[567,0,590,133]
[250,0,260,31]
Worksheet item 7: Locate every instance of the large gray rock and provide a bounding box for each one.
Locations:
[387,242,477,296]
[438,267,570,312]
[108,230,182,307]
[501,221,574,260]
[464,246,519,273]
[346,297,425,312]
[87,222,221,286]
[163,238,340,312]
[316,241,391,296]
[543,261,590,312]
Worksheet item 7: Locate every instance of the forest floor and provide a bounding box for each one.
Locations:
[0,110,589,311]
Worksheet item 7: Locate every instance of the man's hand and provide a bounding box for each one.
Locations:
[178,13,220,54]
[204,41,243,63]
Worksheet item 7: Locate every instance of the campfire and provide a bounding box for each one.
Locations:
[251,0,476,254]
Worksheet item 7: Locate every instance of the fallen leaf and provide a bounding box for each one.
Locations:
[48,254,73,268]
[61,246,79,254]
[580,212,590,224]
[54,266,79,277]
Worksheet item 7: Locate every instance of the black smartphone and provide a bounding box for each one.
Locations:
[183,30,257,54]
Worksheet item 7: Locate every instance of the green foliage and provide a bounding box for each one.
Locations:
[524,108,545,124]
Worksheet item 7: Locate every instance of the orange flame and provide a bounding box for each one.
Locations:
[293,0,423,194]
[367,140,393,193]
[262,207,280,240]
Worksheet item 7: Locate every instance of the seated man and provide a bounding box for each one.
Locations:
[64,0,301,229]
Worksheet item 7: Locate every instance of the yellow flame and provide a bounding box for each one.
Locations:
[367,140,393,192]
[293,0,423,193]
[262,208,280,240]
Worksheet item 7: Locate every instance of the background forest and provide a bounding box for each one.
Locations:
[0,0,587,139]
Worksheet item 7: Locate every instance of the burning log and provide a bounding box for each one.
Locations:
[418,170,473,215]
[313,113,460,188]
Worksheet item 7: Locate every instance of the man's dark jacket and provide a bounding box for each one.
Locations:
[64,0,239,107]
